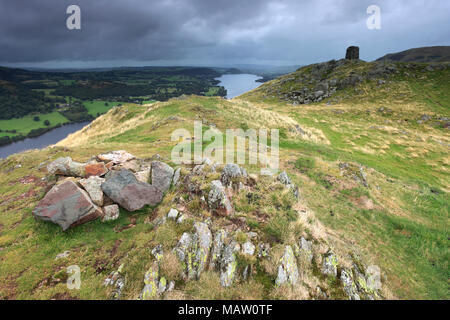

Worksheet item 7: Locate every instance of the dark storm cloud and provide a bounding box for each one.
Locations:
[0,0,449,67]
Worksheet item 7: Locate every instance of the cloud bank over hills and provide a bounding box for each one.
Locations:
[0,0,449,67]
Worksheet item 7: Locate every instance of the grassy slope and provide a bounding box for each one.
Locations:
[377,46,450,63]
[0,61,448,300]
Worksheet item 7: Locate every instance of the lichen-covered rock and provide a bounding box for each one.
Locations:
[242,241,256,256]
[340,269,360,300]
[277,171,292,186]
[221,163,247,187]
[276,245,299,286]
[33,180,102,231]
[353,264,380,300]
[193,164,205,175]
[241,241,256,281]
[257,243,270,258]
[208,180,233,216]
[174,222,212,280]
[104,264,125,300]
[194,222,212,274]
[101,169,163,211]
[322,252,338,278]
[98,150,135,164]
[79,176,105,206]
[220,241,240,287]
[151,161,174,193]
[102,204,120,222]
[47,157,86,177]
[141,262,160,300]
[151,245,164,262]
[210,229,227,270]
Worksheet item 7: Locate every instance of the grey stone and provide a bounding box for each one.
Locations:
[208,180,233,216]
[33,180,102,231]
[277,171,292,186]
[276,246,299,286]
[174,222,212,280]
[322,252,338,278]
[79,176,105,206]
[220,241,240,287]
[210,229,227,270]
[47,157,85,177]
[151,161,174,193]
[341,269,360,300]
[172,168,181,186]
[55,251,70,260]
[97,150,135,164]
[102,204,120,222]
[167,208,179,220]
[101,169,163,212]
[221,163,245,187]
[242,241,256,256]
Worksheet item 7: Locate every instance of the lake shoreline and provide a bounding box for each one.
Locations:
[0,119,89,148]
[0,121,91,159]
[215,73,262,99]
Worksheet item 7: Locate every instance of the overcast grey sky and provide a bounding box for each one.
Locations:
[0,0,449,68]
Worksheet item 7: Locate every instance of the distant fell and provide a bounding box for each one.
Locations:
[376,46,450,63]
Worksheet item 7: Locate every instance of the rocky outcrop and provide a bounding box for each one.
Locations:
[294,237,313,263]
[174,222,212,280]
[104,264,125,300]
[219,241,240,287]
[173,168,181,186]
[276,246,299,286]
[37,150,385,300]
[221,163,247,187]
[208,180,233,216]
[277,171,299,198]
[101,169,163,212]
[33,180,103,231]
[340,269,360,300]
[321,252,338,278]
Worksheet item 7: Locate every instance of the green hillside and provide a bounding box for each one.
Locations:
[376,46,450,63]
[0,58,448,300]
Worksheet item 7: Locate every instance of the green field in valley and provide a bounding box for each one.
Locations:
[83,100,125,117]
[0,112,70,138]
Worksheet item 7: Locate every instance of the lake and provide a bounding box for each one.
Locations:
[0,122,90,159]
[216,74,262,99]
